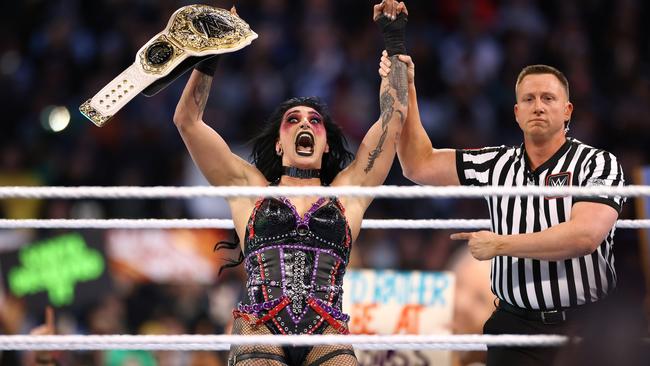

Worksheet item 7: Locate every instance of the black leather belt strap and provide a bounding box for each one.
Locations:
[499,301,568,325]
[309,349,357,366]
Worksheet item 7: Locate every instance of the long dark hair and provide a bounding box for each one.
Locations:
[249,96,354,185]
[216,97,354,275]
[214,239,243,276]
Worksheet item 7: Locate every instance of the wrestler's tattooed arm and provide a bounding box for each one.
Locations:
[364,55,408,173]
[174,67,215,126]
[192,73,212,121]
[173,69,264,190]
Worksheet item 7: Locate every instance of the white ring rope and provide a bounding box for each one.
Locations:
[0,334,568,351]
[0,219,647,230]
[0,185,648,199]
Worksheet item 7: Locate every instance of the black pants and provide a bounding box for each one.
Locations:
[483,306,571,366]
[483,298,649,366]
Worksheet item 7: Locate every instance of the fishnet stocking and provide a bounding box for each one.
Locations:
[304,322,358,366]
[229,317,287,365]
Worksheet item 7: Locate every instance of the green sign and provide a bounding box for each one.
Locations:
[8,233,105,306]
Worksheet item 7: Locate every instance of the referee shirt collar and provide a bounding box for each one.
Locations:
[521,138,573,177]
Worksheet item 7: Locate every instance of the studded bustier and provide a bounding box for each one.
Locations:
[234,196,352,335]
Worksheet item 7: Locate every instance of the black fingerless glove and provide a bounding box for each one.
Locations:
[376,12,408,56]
[194,54,222,76]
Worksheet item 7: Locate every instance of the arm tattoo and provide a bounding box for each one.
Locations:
[389,56,408,106]
[192,74,212,120]
[364,56,407,174]
[379,88,395,128]
[365,87,394,173]
[364,128,388,173]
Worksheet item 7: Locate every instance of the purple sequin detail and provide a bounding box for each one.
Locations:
[313,297,350,322]
[280,247,286,290]
[238,296,350,322]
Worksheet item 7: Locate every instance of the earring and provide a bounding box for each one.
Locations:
[276,147,283,156]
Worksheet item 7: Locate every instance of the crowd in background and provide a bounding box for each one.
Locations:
[0,0,649,365]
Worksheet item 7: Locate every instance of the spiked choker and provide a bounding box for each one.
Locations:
[282,166,321,179]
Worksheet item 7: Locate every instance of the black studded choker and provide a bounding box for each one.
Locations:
[282,166,321,179]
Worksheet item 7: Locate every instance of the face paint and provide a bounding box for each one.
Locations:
[277,106,328,159]
[280,108,325,134]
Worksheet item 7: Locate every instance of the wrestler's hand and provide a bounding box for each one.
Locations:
[450,231,502,261]
[373,0,408,21]
[379,50,414,84]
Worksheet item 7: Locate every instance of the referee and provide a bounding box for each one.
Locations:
[380,55,625,365]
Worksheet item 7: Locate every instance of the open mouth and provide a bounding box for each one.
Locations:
[295,131,315,156]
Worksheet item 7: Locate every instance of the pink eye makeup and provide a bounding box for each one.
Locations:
[280,109,326,136]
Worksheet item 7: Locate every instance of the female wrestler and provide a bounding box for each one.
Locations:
[173,2,408,365]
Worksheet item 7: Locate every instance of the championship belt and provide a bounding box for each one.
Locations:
[79,5,257,127]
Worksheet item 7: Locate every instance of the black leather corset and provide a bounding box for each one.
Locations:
[238,197,352,335]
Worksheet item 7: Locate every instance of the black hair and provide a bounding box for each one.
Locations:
[214,239,243,276]
[249,96,354,185]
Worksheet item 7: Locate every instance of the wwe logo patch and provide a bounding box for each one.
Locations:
[545,172,571,199]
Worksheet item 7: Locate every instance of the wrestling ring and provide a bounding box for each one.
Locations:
[0,184,648,352]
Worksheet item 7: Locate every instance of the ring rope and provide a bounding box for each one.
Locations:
[0,334,568,351]
[0,219,647,230]
[0,185,648,199]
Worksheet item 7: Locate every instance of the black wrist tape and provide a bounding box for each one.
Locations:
[377,12,408,56]
[194,55,221,76]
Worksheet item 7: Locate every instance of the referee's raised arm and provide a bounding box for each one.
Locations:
[379,53,460,186]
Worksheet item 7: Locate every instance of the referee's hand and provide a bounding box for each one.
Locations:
[450,231,501,260]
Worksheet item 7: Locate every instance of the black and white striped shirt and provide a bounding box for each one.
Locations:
[456,138,624,310]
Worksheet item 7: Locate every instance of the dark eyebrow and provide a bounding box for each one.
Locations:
[308,111,322,119]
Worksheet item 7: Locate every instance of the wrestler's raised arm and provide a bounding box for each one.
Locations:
[173,59,266,188]
[335,0,408,193]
